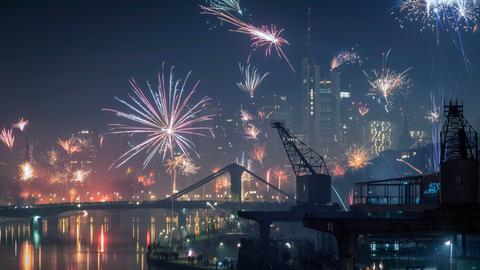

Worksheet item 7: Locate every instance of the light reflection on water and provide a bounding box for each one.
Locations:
[0,210,171,270]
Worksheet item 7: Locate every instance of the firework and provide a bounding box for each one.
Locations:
[358,105,370,117]
[58,138,80,155]
[19,161,34,181]
[330,50,361,71]
[346,145,371,170]
[425,107,440,123]
[396,0,479,32]
[72,169,91,184]
[244,124,260,140]
[237,63,269,98]
[181,158,200,176]
[137,172,156,187]
[13,117,29,131]
[429,92,441,171]
[330,161,346,177]
[47,149,59,166]
[0,128,15,151]
[215,175,230,193]
[165,154,200,192]
[396,158,424,174]
[251,144,265,164]
[273,168,286,190]
[104,64,213,169]
[209,0,244,16]
[365,51,411,112]
[200,5,294,71]
[240,108,253,123]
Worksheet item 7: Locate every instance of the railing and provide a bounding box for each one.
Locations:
[354,176,423,206]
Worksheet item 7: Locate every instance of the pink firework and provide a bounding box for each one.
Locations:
[104,64,213,168]
[13,117,29,131]
[200,5,294,71]
[251,144,266,164]
[137,172,156,187]
[0,128,15,151]
[244,124,260,140]
[240,108,253,123]
[358,105,369,116]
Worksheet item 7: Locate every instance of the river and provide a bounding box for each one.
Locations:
[0,209,178,270]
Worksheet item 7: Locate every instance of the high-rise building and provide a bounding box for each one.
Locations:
[301,9,340,158]
[317,75,340,158]
[301,8,321,149]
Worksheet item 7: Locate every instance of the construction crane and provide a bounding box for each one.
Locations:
[271,121,332,204]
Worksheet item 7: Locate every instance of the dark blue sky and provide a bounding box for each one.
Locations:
[0,0,479,145]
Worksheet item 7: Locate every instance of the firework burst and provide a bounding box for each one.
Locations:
[58,138,81,155]
[365,51,411,112]
[273,168,287,190]
[237,63,269,98]
[425,106,441,123]
[346,145,371,170]
[244,124,260,140]
[47,149,59,166]
[137,172,156,187]
[396,0,479,32]
[200,5,294,71]
[0,128,15,151]
[104,64,213,169]
[19,161,34,181]
[330,50,362,71]
[240,107,253,123]
[251,144,266,164]
[13,117,29,131]
[358,105,370,117]
[71,169,91,184]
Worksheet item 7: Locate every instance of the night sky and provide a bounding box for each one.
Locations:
[1,0,479,145]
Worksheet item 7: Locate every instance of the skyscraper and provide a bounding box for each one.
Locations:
[301,8,341,158]
[302,8,321,149]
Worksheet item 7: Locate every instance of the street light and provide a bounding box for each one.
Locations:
[444,240,453,270]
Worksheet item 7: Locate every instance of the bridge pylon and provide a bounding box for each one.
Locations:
[169,163,292,202]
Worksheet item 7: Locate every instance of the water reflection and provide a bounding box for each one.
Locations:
[0,210,173,270]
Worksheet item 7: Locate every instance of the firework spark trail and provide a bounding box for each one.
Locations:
[210,0,244,16]
[396,158,424,174]
[0,128,15,150]
[58,138,81,155]
[251,144,265,164]
[13,117,29,131]
[358,105,370,116]
[237,63,269,98]
[346,145,371,170]
[331,185,348,211]
[364,51,412,112]
[428,92,441,171]
[330,50,362,71]
[104,64,213,169]
[244,124,260,140]
[273,168,286,190]
[19,161,34,181]
[200,5,295,71]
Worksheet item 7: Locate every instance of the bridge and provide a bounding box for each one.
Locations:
[0,163,294,219]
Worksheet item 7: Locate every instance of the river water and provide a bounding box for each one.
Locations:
[0,209,177,270]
